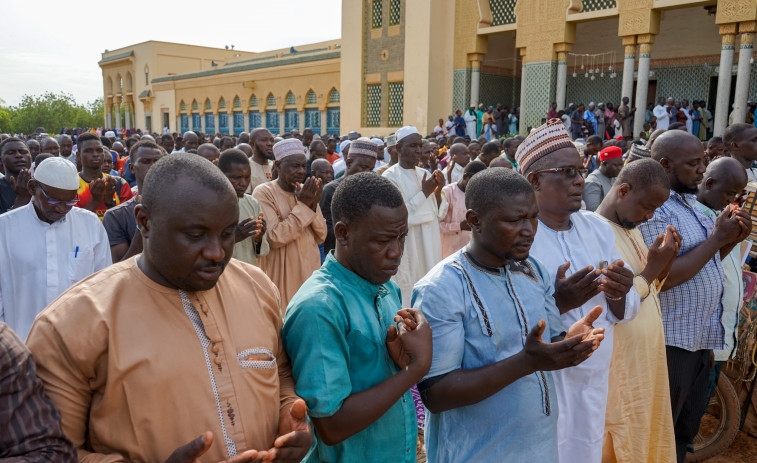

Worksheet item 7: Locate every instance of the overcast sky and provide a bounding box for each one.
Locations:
[0,0,342,107]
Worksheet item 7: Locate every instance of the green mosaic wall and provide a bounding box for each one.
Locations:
[522,61,557,133]
[566,74,623,107]
[452,68,471,114]
[581,0,616,12]
[489,0,517,26]
[480,73,520,108]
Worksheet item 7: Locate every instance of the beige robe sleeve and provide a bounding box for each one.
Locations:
[310,204,328,244]
[27,318,128,463]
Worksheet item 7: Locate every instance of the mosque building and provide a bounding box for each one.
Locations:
[100,0,757,138]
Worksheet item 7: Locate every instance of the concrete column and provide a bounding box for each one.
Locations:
[279,111,285,136]
[733,26,754,124]
[321,110,328,135]
[244,111,250,133]
[214,113,220,135]
[519,53,526,134]
[105,105,112,129]
[114,98,122,129]
[621,41,636,103]
[633,40,653,138]
[470,60,481,107]
[201,113,206,134]
[299,111,305,131]
[125,101,132,130]
[714,26,737,136]
[555,52,567,111]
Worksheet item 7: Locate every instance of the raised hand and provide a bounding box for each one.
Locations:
[522,315,603,372]
[421,172,437,197]
[235,217,259,243]
[565,305,605,343]
[103,176,117,204]
[253,212,266,243]
[88,178,108,203]
[644,225,679,281]
[164,432,265,463]
[713,205,746,245]
[552,262,602,313]
[295,177,319,209]
[598,260,634,300]
[266,399,312,463]
[385,308,432,377]
[9,169,31,196]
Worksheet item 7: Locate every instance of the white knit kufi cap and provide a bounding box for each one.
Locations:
[34,157,79,190]
[395,126,420,142]
[272,138,305,161]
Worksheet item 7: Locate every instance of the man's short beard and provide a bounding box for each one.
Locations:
[672,178,699,195]
[621,220,636,230]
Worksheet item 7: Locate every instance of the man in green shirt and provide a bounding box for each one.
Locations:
[283,172,432,462]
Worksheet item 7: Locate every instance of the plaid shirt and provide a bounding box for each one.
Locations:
[0,323,76,461]
[639,191,725,351]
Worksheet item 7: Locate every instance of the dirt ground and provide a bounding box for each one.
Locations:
[702,432,757,462]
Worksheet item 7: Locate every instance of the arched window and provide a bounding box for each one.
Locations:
[306,90,317,105]
[205,99,212,110]
[180,100,186,112]
[249,94,258,107]
[233,96,241,108]
[192,100,199,111]
[328,88,340,103]
[285,91,296,106]
[219,98,226,109]
[266,93,276,107]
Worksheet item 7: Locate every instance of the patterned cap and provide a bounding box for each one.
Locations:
[629,143,651,160]
[599,146,623,162]
[272,138,305,161]
[515,118,575,174]
[349,140,378,159]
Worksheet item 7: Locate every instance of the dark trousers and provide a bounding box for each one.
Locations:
[666,346,712,463]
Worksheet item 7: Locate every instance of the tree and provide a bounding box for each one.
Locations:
[2,92,105,134]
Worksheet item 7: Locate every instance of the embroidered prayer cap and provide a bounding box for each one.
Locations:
[386,134,397,147]
[33,157,79,190]
[104,131,116,138]
[515,118,575,175]
[272,138,305,161]
[396,126,420,143]
[339,140,352,153]
[599,146,623,162]
[629,143,651,160]
[349,140,378,159]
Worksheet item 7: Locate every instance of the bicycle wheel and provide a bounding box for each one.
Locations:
[688,375,741,462]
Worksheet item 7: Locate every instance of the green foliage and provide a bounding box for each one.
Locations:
[0,92,105,134]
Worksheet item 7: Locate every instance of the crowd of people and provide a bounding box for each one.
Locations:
[1,99,757,463]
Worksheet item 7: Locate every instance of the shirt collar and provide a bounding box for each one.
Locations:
[669,189,697,208]
[323,252,390,298]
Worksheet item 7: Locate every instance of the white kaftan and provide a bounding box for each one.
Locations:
[382,165,448,306]
[530,210,640,463]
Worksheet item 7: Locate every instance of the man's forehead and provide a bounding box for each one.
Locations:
[2,141,28,152]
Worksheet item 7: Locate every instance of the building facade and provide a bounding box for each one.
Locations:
[100,0,757,138]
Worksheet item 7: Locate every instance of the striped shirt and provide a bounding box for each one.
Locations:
[0,323,76,461]
[639,190,725,351]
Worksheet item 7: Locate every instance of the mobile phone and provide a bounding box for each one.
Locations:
[599,260,608,270]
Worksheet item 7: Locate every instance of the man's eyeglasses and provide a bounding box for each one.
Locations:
[38,184,79,206]
[531,167,588,179]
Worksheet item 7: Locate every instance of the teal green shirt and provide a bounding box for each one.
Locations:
[282,253,417,463]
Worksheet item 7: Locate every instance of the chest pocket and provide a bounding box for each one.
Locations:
[68,248,94,282]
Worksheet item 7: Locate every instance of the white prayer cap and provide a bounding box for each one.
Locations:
[370,137,383,146]
[33,157,79,190]
[104,131,116,138]
[272,138,305,161]
[588,102,595,107]
[357,137,372,142]
[339,140,351,152]
[396,126,420,142]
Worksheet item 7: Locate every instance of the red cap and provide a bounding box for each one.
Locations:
[615,135,623,141]
[599,146,623,162]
